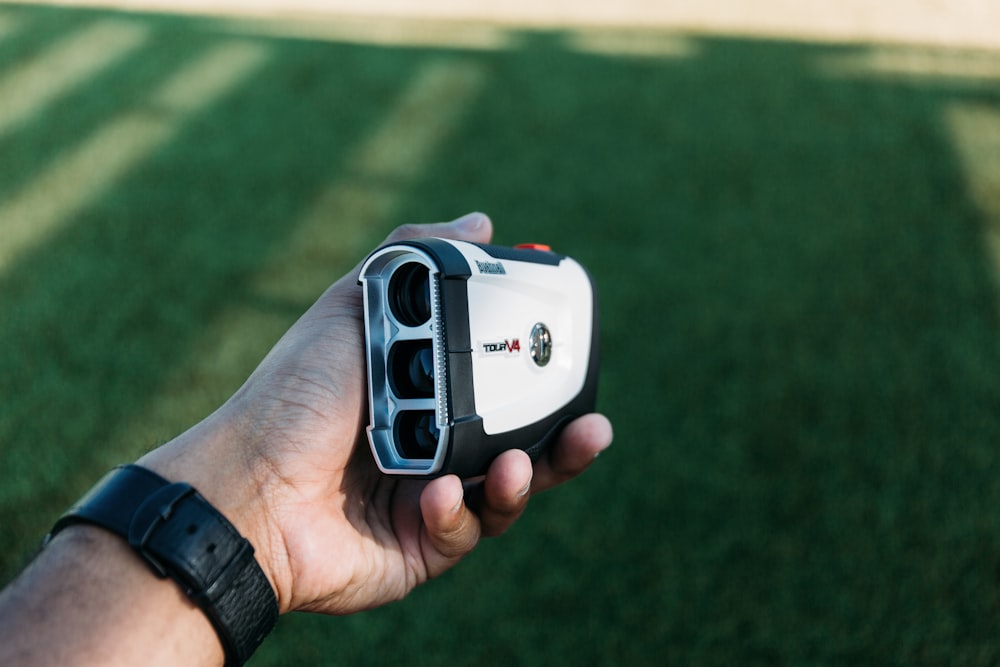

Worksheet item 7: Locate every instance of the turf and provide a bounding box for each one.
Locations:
[2,4,1000,665]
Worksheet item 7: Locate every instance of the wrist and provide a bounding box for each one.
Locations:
[47,463,279,665]
[136,406,290,612]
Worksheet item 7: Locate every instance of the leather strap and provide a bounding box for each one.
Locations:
[47,464,278,666]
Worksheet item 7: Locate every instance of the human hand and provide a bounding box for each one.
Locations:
[140,212,613,615]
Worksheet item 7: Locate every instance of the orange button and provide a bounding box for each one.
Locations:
[515,243,552,252]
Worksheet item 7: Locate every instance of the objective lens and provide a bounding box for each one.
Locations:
[388,340,435,399]
[395,411,439,460]
[388,262,431,327]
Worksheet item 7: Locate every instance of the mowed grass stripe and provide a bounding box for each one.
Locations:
[0,41,270,272]
[822,45,1000,83]
[257,59,488,302]
[0,10,23,42]
[947,102,1000,289]
[110,59,487,449]
[0,19,149,140]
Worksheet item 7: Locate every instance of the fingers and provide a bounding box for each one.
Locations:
[464,449,534,537]
[383,211,493,245]
[531,413,613,494]
[422,414,611,560]
[418,447,533,576]
[313,212,495,315]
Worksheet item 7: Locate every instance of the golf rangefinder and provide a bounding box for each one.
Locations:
[359,238,600,478]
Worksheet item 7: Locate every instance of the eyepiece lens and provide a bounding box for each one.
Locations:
[409,345,434,394]
[395,411,439,460]
[388,262,431,327]
[388,341,435,398]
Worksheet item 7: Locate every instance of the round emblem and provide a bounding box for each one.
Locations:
[529,323,552,367]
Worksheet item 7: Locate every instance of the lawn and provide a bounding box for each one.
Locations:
[2,4,1000,665]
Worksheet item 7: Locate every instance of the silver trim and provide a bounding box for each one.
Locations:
[360,246,450,475]
[529,322,552,367]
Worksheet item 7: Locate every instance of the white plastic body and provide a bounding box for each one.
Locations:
[456,242,593,434]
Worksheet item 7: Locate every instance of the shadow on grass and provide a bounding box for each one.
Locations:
[2,4,1000,665]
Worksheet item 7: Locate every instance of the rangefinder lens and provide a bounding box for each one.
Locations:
[388,262,431,327]
[388,340,434,398]
[395,411,439,460]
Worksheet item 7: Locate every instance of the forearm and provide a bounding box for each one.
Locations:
[0,525,224,667]
[0,406,283,667]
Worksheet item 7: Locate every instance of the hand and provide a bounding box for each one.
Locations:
[140,212,613,615]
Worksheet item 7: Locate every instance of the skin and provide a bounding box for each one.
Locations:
[0,213,613,666]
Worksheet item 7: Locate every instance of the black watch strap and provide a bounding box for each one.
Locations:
[47,464,279,666]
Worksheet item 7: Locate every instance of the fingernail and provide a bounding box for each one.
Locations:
[453,212,485,232]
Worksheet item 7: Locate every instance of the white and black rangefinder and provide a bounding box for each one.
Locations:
[359,238,599,478]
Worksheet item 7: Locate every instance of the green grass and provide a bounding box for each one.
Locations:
[3,4,1000,665]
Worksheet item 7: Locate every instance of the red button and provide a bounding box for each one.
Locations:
[515,243,552,252]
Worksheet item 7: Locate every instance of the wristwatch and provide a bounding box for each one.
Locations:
[46,464,279,666]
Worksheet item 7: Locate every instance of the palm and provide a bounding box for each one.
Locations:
[266,433,463,614]
[246,284,466,614]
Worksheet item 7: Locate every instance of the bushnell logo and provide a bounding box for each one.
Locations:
[475,259,506,275]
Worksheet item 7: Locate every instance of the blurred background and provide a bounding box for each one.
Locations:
[3,1,1000,664]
